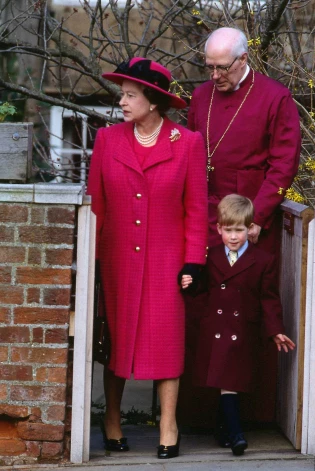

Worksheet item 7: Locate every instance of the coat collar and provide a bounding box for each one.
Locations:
[211,243,256,281]
[113,118,177,175]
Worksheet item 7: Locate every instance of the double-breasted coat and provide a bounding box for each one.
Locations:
[194,243,284,393]
[87,118,208,380]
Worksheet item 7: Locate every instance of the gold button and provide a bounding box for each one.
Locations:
[136,193,142,199]
[215,333,221,339]
[221,284,226,289]
[135,247,140,252]
[231,335,237,341]
[234,311,239,316]
[217,309,223,314]
[206,246,209,251]
[135,220,141,225]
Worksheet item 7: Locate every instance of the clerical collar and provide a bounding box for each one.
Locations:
[233,64,250,91]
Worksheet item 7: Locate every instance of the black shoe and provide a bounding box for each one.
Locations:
[230,433,248,456]
[99,417,129,452]
[214,424,231,448]
[104,436,129,452]
[157,432,181,459]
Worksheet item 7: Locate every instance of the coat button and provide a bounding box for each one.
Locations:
[221,284,226,289]
[215,333,221,339]
[217,309,223,314]
[135,220,141,225]
[136,193,142,199]
[231,335,237,341]
[135,246,140,252]
[234,311,239,316]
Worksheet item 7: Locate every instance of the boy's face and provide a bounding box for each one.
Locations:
[217,223,253,252]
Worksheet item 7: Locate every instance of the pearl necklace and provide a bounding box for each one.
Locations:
[134,118,164,145]
[206,71,255,181]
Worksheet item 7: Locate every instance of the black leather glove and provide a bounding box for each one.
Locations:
[177,263,203,295]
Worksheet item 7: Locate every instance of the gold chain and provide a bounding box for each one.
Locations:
[206,71,255,181]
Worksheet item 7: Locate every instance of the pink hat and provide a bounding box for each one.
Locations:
[102,58,187,110]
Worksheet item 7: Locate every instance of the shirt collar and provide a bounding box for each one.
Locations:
[225,240,249,259]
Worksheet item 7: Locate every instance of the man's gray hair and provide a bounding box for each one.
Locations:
[205,27,249,57]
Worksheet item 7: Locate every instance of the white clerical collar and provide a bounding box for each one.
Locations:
[233,64,250,91]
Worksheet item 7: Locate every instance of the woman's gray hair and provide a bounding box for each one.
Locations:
[205,27,249,57]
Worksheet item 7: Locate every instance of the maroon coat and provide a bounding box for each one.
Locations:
[194,243,284,393]
[87,118,208,380]
[188,69,301,252]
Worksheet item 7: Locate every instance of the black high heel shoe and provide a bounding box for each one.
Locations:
[157,432,181,459]
[99,417,130,452]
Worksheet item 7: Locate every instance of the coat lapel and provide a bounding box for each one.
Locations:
[211,243,256,281]
[142,118,174,171]
[112,123,143,175]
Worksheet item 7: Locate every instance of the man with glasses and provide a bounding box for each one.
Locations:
[180,26,301,450]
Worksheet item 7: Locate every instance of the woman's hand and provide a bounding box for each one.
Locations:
[181,274,193,290]
[272,333,296,353]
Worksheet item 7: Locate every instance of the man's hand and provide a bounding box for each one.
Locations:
[248,223,262,244]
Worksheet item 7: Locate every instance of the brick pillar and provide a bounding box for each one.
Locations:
[0,183,84,465]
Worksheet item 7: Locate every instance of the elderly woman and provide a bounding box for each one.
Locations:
[87,57,208,459]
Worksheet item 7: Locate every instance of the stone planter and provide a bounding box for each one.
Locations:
[0,122,33,182]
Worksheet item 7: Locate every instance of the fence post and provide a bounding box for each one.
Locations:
[70,196,96,463]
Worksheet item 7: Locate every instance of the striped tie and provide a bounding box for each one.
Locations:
[229,250,238,266]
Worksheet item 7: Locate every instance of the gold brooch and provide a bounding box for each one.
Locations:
[278,187,285,195]
[169,128,181,142]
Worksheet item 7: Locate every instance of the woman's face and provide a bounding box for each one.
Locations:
[119,80,153,123]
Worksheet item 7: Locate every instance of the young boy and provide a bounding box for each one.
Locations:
[181,194,295,456]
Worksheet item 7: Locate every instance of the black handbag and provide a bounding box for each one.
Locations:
[93,276,111,365]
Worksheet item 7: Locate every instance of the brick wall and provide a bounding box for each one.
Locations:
[0,184,83,466]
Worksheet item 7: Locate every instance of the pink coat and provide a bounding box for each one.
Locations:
[87,118,208,379]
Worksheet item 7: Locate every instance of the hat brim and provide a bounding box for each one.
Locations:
[102,72,187,110]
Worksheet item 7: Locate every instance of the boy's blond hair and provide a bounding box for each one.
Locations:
[217,194,254,228]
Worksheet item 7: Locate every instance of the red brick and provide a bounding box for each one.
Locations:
[45,328,68,344]
[30,207,45,224]
[28,247,42,265]
[11,385,66,403]
[0,418,19,438]
[14,307,70,325]
[25,440,41,457]
[48,367,67,384]
[0,266,11,283]
[0,365,32,381]
[11,346,68,364]
[0,438,26,455]
[44,288,71,306]
[18,226,74,245]
[0,204,28,223]
[30,407,42,420]
[16,267,71,285]
[35,367,47,382]
[47,405,66,422]
[0,326,30,343]
[0,346,8,362]
[42,440,63,457]
[27,287,41,304]
[0,226,14,242]
[47,207,75,225]
[32,327,44,343]
[17,422,65,441]
[0,405,29,418]
[0,246,26,263]
[0,307,10,323]
[0,286,23,304]
[46,248,73,266]
[0,384,7,401]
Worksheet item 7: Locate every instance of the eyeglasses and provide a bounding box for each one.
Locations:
[205,57,239,75]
